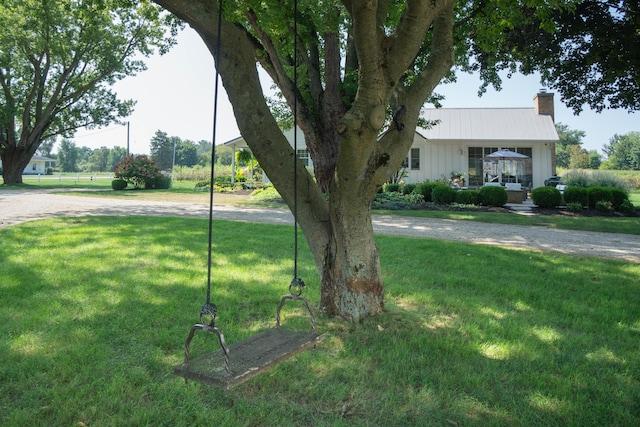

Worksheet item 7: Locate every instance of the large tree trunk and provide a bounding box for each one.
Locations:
[321,197,384,320]
[154,0,454,321]
[1,146,32,185]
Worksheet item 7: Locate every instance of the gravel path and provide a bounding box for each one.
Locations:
[1,189,638,263]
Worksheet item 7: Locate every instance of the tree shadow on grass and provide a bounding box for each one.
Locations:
[1,217,639,426]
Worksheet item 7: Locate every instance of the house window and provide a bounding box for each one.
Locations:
[296,149,310,167]
[468,146,532,187]
[410,148,420,170]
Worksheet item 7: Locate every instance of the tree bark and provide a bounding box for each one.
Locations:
[154,0,455,321]
[1,142,37,185]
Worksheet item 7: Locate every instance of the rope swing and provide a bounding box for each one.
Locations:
[173,0,323,390]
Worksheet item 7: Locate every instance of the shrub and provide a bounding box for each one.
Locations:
[372,192,421,210]
[478,186,508,207]
[414,182,440,202]
[111,178,128,190]
[251,185,282,202]
[563,186,589,207]
[609,187,629,209]
[617,199,636,214]
[454,189,479,205]
[595,200,613,212]
[587,186,613,208]
[432,185,457,205]
[214,175,232,187]
[531,186,561,208]
[114,155,162,189]
[385,183,401,193]
[402,183,416,194]
[566,202,583,213]
[150,175,172,189]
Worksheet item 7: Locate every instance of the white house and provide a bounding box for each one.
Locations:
[0,155,57,175]
[223,92,558,189]
[404,91,558,189]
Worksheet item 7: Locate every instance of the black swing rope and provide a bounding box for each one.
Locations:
[179,0,318,385]
[181,0,230,376]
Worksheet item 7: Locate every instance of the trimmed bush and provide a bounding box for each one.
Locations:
[563,186,589,207]
[610,187,629,209]
[111,178,128,190]
[566,202,583,213]
[478,186,508,207]
[618,199,636,214]
[402,183,417,194]
[454,189,479,205]
[385,183,401,193]
[587,186,613,208]
[531,186,562,208]
[432,185,457,205]
[414,182,440,202]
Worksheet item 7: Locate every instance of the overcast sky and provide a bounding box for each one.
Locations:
[71,27,638,156]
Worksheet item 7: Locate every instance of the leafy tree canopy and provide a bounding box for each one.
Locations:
[0,0,181,184]
[481,0,640,113]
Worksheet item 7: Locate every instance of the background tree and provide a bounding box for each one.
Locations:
[196,139,212,155]
[175,140,199,167]
[555,123,586,169]
[587,150,602,170]
[0,0,179,184]
[36,138,56,158]
[568,145,589,170]
[213,144,232,166]
[149,130,173,170]
[602,132,640,170]
[155,0,617,320]
[107,146,128,172]
[57,139,79,172]
[86,147,110,172]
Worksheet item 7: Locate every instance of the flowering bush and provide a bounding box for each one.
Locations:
[114,155,162,189]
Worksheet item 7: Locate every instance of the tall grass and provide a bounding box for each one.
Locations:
[1,217,639,426]
[561,169,630,191]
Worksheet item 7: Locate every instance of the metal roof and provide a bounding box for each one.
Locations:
[417,108,559,142]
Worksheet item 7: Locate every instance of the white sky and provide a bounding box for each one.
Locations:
[71,27,638,156]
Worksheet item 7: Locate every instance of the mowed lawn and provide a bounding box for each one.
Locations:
[1,216,639,426]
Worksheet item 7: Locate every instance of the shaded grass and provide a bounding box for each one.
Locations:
[1,217,639,426]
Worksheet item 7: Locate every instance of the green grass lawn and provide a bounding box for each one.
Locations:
[1,217,639,426]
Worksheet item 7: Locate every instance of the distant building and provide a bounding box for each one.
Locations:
[0,156,57,175]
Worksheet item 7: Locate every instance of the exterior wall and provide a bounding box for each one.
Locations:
[403,135,553,188]
[24,160,50,174]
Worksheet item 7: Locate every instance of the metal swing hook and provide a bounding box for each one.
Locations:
[276,278,318,333]
[181,302,231,378]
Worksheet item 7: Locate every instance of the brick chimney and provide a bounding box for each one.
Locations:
[534,89,557,174]
[534,90,554,122]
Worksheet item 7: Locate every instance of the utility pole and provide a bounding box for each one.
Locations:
[126,121,130,155]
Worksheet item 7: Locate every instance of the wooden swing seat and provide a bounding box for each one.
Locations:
[173,327,324,390]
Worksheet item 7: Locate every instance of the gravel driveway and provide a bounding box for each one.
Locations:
[1,189,638,263]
